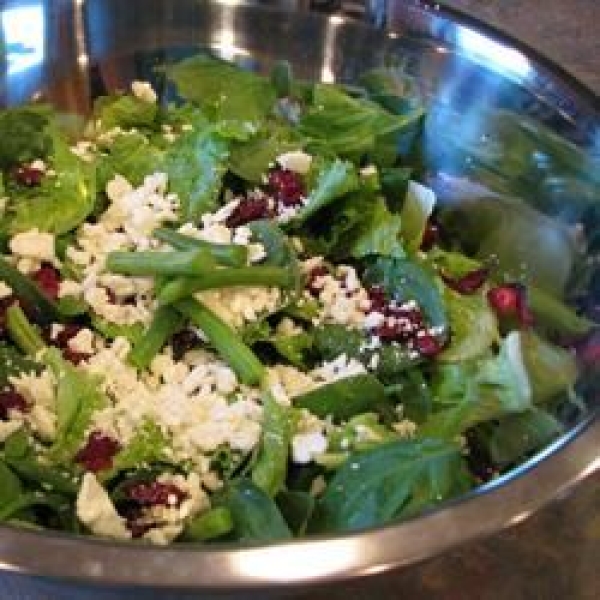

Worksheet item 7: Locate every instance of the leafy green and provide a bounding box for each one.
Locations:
[0,460,24,508]
[166,56,276,132]
[363,257,448,332]
[439,289,498,362]
[400,180,436,252]
[9,134,96,235]
[519,331,578,404]
[216,478,292,542]
[183,506,234,541]
[422,332,532,439]
[480,408,564,467]
[0,343,40,388]
[44,349,108,463]
[311,438,471,533]
[0,105,52,168]
[276,490,314,536]
[295,374,387,421]
[165,129,229,222]
[93,94,158,132]
[299,84,419,157]
[291,158,359,224]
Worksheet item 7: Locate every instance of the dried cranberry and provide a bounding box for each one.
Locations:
[32,264,61,300]
[62,347,91,365]
[171,329,201,361]
[126,481,188,507]
[51,324,83,348]
[367,286,387,313]
[0,390,29,420]
[126,520,154,539]
[420,220,440,251]
[575,330,600,368]
[487,283,534,327]
[226,195,273,228]
[12,165,44,187]
[305,265,329,295]
[442,267,489,295]
[75,431,121,472]
[414,332,443,357]
[268,168,304,206]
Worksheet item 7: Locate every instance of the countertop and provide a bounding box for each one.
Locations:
[439,0,600,95]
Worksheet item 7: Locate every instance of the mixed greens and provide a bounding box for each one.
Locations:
[0,55,597,545]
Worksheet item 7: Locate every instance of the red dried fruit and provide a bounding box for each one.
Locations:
[32,264,61,300]
[268,168,305,206]
[420,220,440,251]
[375,305,424,343]
[48,324,92,364]
[306,265,329,295]
[126,520,154,539]
[126,481,188,508]
[12,165,44,187]
[442,267,489,295]
[0,390,29,420]
[414,332,443,357]
[575,330,600,368]
[487,283,534,327]
[226,196,273,228]
[367,286,387,313]
[75,431,121,472]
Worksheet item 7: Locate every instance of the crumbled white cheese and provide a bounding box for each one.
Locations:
[0,281,12,299]
[311,354,366,384]
[76,473,131,540]
[0,420,23,442]
[9,229,56,264]
[131,80,158,103]
[68,328,96,355]
[292,432,328,464]
[276,150,312,174]
[393,419,418,438]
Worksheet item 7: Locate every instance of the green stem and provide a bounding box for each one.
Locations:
[105,249,215,277]
[153,228,248,267]
[6,305,47,357]
[175,298,264,386]
[159,266,293,305]
[127,306,184,370]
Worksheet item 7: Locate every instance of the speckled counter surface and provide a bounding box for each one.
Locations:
[440,0,600,94]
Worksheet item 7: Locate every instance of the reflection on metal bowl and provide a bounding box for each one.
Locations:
[0,0,598,598]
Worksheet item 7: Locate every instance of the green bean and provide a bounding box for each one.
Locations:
[251,391,292,497]
[0,257,60,324]
[153,228,248,267]
[105,249,215,277]
[158,266,293,305]
[175,298,264,386]
[127,306,185,370]
[6,305,47,357]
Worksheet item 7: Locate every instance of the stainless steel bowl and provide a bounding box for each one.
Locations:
[0,0,598,597]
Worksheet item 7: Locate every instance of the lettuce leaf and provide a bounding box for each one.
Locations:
[93,94,158,132]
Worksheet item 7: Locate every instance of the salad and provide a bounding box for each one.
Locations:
[0,56,596,545]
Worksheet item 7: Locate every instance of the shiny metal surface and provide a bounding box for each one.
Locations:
[0,0,598,595]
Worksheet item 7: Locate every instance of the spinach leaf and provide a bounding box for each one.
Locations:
[311,438,471,533]
[291,158,359,224]
[295,374,387,421]
[0,461,24,507]
[363,257,448,332]
[312,324,421,384]
[276,490,314,536]
[400,181,436,253]
[166,56,276,132]
[216,478,292,542]
[164,129,229,222]
[93,94,158,132]
[479,408,563,467]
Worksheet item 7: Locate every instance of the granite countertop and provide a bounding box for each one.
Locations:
[439,0,600,94]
